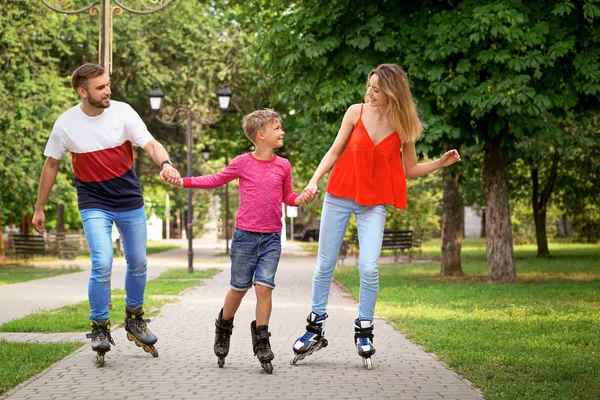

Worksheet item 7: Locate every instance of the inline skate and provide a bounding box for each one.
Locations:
[290,312,328,365]
[250,320,274,374]
[86,318,115,367]
[124,305,158,357]
[214,308,234,367]
[354,318,375,370]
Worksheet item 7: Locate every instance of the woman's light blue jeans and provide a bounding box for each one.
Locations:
[80,207,148,320]
[312,193,387,321]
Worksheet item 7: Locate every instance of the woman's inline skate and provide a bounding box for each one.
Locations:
[290,312,328,365]
[354,318,375,370]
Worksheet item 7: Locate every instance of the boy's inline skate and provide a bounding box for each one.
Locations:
[250,320,274,374]
[290,312,328,365]
[354,318,375,370]
[214,308,234,367]
[124,305,158,357]
[86,318,115,367]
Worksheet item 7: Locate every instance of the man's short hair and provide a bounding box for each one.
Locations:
[71,63,105,92]
[241,108,281,143]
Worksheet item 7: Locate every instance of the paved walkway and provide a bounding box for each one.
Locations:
[1,237,482,400]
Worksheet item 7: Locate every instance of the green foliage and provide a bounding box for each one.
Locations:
[0,1,93,225]
[386,172,443,240]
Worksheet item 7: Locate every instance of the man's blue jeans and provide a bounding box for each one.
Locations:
[80,207,148,320]
[312,193,387,321]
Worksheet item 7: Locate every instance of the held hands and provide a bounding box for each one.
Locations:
[438,149,461,167]
[160,166,183,187]
[296,183,320,205]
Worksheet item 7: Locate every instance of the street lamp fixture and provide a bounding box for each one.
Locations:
[201,145,211,162]
[149,83,233,272]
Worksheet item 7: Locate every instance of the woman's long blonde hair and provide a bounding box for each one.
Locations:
[364,64,425,143]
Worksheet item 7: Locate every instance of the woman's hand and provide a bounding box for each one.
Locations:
[438,149,461,167]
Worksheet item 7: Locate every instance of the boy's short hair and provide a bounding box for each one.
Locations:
[242,108,281,143]
[71,63,105,92]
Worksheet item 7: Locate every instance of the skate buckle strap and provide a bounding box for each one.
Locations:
[256,330,271,340]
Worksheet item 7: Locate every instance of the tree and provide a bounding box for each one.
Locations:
[397,0,600,282]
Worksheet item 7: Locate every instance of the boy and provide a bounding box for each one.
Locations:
[166,109,314,373]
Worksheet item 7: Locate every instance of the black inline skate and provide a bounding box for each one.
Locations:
[124,305,158,357]
[250,320,274,374]
[354,318,375,370]
[86,318,115,367]
[290,311,328,365]
[214,308,234,368]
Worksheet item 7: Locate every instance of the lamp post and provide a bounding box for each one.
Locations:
[41,0,172,74]
[149,84,233,272]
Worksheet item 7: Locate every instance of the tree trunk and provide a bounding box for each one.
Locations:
[483,137,516,283]
[441,143,464,277]
[0,225,4,264]
[531,149,559,258]
[56,203,65,258]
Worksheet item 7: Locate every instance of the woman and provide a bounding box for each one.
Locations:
[290,64,461,368]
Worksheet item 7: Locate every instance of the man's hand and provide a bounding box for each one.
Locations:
[32,210,46,234]
[162,167,183,186]
[160,165,181,183]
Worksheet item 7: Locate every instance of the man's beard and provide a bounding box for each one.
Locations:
[88,96,110,109]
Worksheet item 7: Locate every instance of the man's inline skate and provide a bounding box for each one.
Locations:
[86,318,115,367]
[250,320,274,374]
[214,308,234,368]
[354,318,375,370]
[124,305,158,357]
[290,312,328,365]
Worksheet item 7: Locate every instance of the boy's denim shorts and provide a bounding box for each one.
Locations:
[229,228,282,290]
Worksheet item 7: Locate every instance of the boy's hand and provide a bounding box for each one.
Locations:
[164,169,183,186]
[301,187,317,204]
[304,181,320,196]
[160,165,180,183]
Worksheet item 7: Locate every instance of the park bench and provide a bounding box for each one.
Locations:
[348,229,419,262]
[10,234,49,259]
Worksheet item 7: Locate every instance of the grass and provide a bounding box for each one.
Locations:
[0,296,175,333]
[0,340,81,395]
[334,240,600,400]
[0,266,82,286]
[112,268,221,296]
[0,268,221,333]
[3,242,181,262]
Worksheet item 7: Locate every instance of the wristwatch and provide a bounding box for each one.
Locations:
[160,159,174,169]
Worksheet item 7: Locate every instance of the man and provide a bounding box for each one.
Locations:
[32,63,180,364]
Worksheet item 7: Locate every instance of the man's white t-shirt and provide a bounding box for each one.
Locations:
[44,100,154,211]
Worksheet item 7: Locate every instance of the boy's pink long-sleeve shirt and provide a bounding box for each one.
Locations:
[182,152,299,233]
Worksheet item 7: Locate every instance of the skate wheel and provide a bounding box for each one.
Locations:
[263,361,273,374]
[142,344,159,357]
[365,357,373,370]
[97,353,105,367]
[127,332,141,347]
[289,354,298,365]
[218,358,225,368]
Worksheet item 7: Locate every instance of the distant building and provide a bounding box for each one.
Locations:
[464,206,483,238]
